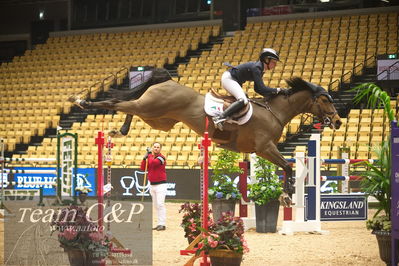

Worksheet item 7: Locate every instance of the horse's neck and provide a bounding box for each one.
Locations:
[271,91,313,126]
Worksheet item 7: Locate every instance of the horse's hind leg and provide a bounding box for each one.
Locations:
[255,142,294,207]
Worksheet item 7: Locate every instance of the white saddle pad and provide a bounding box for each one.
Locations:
[204,92,253,126]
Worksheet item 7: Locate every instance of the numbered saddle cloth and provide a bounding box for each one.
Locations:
[203,92,253,125]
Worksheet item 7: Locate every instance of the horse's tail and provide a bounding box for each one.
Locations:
[110,68,172,100]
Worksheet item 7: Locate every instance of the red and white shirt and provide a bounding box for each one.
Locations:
[140,153,167,184]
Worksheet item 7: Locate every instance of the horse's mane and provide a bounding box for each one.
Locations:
[109,67,172,100]
[285,77,328,97]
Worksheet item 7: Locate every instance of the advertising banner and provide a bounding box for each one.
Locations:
[3,167,96,196]
[110,168,201,200]
[306,194,367,221]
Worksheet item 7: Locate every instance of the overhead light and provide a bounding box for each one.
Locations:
[39,10,45,20]
[319,0,330,2]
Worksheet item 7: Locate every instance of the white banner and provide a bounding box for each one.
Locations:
[129,71,152,89]
[61,137,74,197]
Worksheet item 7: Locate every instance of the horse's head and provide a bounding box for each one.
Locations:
[286,77,342,129]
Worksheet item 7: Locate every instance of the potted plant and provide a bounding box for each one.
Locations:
[51,205,110,266]
[179,202,212,244]
[352,83,397,264]
[209,149,243,222]
[196,211,249,266]
[358,141,396,264]
[248,157,283,233]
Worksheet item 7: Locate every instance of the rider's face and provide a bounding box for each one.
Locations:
[264,59,277,70]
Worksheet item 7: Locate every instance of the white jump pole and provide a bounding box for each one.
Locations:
[280,134,327,235]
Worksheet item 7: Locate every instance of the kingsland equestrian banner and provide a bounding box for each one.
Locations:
[306,194,368,221]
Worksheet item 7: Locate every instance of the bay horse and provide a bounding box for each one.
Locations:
[69,75,342,206]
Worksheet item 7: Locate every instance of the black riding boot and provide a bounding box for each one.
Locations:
[213,99,246,130]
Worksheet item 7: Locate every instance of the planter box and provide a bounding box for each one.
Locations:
[212,199,236,222]
[255,199,280,233]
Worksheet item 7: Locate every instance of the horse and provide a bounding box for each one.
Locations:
[69,75,342,206]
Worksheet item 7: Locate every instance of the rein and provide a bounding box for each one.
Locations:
[249,99,285,128]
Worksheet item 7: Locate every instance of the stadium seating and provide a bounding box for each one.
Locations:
[1,12,397,167]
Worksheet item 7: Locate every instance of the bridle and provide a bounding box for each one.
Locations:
[251,91,337,130]
[312,95,338,128]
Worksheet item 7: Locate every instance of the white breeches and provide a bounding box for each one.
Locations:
[150,183,167,226]
[221,71,249,105]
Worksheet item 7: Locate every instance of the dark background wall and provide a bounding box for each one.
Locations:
[0,0,68,35]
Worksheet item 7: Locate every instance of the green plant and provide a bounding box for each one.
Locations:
[208,149,243,201]
[179,202,211,240]
[351,83,393,232]
[50,205,110,258]
[196,211,249,255]
[248,157,283,205]
[358,141,391,231]
[366,215,391,232]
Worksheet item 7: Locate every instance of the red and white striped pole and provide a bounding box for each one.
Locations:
[95,131,105,230]
[200,118,211,266]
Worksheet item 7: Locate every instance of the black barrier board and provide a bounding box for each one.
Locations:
[108,168,201,200]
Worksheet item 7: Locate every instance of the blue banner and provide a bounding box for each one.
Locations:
[10,167,96,196]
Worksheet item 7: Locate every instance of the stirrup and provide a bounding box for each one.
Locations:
[212,116,226,131]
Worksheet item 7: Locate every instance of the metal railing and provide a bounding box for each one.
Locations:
[328,54,376,92]
[86,66,130,100]
[377,60,399,80]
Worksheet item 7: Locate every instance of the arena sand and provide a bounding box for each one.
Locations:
[153,203,383,266]
[0,202,384,266]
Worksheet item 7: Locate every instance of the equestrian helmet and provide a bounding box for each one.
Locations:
[259,48,280,63]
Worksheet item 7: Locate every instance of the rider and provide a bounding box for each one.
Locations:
[212,48,289,130]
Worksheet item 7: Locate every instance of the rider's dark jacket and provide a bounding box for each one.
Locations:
[228,61,278,96]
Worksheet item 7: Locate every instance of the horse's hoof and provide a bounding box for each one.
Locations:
[108,130,123,138]
[279,193,292,207]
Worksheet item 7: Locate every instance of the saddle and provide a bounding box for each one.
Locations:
[209,89,250,120]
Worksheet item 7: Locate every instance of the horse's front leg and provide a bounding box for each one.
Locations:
[109,114,133,138]
[255,141,294,207]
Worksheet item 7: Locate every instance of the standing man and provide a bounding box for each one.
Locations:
[141,142,167,231]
